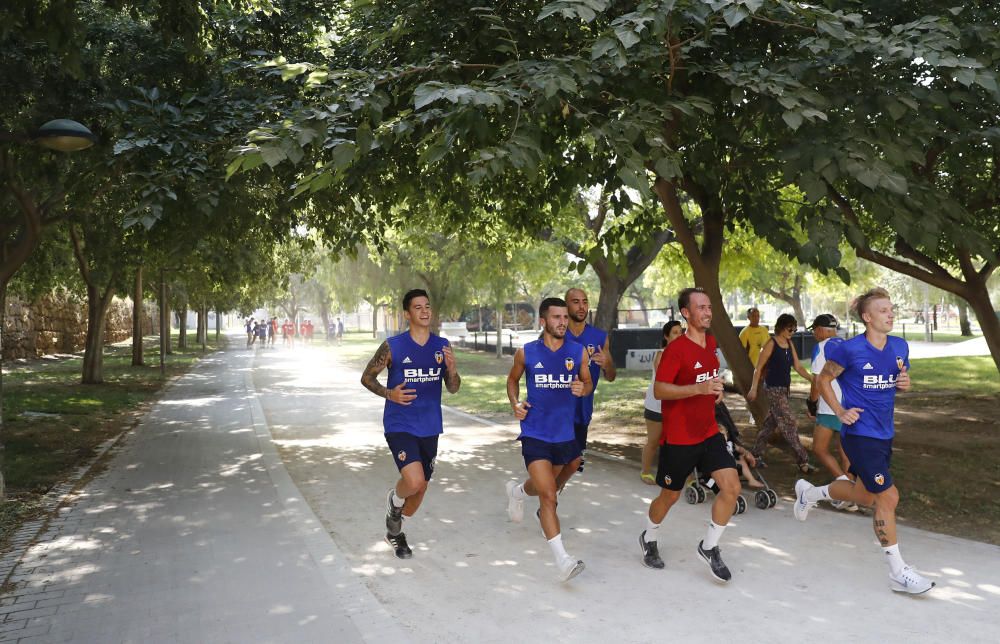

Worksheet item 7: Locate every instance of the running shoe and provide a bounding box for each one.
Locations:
[697,540,731,582]
[577,456,586,473]
[793,479,815,522]
[831,500,860,512]
[385,488,403,535]
[385,531,413,559]
[639,531,664,569]
[506,481,524,523]
[557,555,585,582]
[889,565,935,595]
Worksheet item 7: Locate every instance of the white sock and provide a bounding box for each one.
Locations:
[644,517,661,541]
[884,544,906,576]
[805,484,829,504]
[391,491,406,508]
[548,533,569,561]
[512,483,529,500]
[703,520,726,550]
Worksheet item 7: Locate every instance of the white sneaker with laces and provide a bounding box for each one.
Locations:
[506,481,524,523]
[889,565,935,594]
[557,555,585,582]
[793,479,815,521]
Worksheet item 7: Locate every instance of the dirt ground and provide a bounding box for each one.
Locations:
[587,389,1000,546]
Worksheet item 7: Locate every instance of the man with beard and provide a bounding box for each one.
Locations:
[505,297,593,581]
[554,288,616,492]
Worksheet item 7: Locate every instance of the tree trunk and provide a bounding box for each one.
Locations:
[81,284,116,385]
[177,300,188,350]
[592,272,625,331]
[496,302,503,358]
[215,308,221,339]
[132,267,144,366]
[967,292,1000,374]
[372,303,379,339]
[0,281,7,498]
[958,301,972,336]
[631,288,650,326]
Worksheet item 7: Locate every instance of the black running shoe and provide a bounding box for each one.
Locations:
[385,531,412,559]
[577,456,585,473]
[639,531,664,569]
[697,540,731,582]
[385,488,403,536]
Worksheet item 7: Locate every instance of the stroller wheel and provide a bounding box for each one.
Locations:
[767,489,778,508]
[754,490,770,509]
[685,484,699,505]
[735,495,747,515]
[696,485,707,504]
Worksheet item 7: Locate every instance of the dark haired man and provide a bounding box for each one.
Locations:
[639,287,741,583]
[795,288,934,594]
[505,297,593,581]
[361,289,461,559]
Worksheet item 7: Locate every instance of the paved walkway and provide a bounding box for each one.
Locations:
[2,339,999,642]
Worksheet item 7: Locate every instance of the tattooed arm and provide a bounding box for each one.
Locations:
[818,360,862,425]
[442,345,461,394]
[361,341,393,399]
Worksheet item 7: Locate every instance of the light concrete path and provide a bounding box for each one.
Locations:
[0,343,403,643]
[258,343,1000,644]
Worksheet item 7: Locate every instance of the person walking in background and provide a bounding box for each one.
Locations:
[641,321,683,484]
[739,307,770,367]
[282,318,294,347]
[337,317,345,345]
[746,313,816,473]
[807,314,853,486]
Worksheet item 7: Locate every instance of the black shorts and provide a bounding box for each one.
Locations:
[656,432,736,491]
[520,437,581,467]
[385,432,439,481]
[643,408,662,422]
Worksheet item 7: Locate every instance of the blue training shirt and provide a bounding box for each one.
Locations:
[383,331,450,438]
[565,324,607,426]
[519,338,585,443]
[825,334,909,440]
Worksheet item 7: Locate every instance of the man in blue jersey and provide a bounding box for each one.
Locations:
[505,297,593,582]
[793,288,934,595]
[360,289,461,559]
[554,288,616,490]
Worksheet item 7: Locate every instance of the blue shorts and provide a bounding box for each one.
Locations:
[573,423,589,452]
[520,437,581,467]
[385,433,439,481]
[816,414,843,432]
[841,433,893,493]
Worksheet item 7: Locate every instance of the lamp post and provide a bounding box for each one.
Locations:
[0,118,96,498]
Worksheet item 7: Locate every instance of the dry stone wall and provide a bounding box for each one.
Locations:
[2,293,153,360]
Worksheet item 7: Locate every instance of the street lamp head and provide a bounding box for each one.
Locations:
[33,119,97,152]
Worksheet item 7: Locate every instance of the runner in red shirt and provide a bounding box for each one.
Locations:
[638,287,741,583]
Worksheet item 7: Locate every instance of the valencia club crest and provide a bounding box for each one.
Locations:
[565,357,575,371]
[435,350,444,364]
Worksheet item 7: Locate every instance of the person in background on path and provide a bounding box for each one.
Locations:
[505,297,592,582]
[638,287,741,583]
[641,321,683,484]
[246,317,255,348]
[281,318,294,347]
[739,307,770,367]
[794,288,934,595]
[255,318,268,349]
[746,313,816,474]
[360,289,461,559]
[554,287,616,491]
[299,319,308,343]
[337,317,345,345]
[807,314,853,495]
[268,317,277,347]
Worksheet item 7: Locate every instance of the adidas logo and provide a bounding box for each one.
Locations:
[534,362,544,368]
[402,356,413,364]
[862,362,873,370]
[694,361,702,369]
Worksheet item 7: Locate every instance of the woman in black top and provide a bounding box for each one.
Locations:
[746,314,816,473]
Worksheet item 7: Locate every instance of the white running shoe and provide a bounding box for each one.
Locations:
[557,555,585,582]
[889,565,935,594]
[506,481,524,523]
[793,479,815,521]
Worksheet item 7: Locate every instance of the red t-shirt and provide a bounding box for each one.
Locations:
[655,334,721,445]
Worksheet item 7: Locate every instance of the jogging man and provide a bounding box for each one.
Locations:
[794,288,934,595]
[554,287,616,489]
[505,297,593,582]
[360,289,461,559]
[806,314,852,491]
[639,287,741,583]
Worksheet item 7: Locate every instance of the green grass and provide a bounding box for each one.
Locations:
[1,334,219,546]
[908,355,1000,396]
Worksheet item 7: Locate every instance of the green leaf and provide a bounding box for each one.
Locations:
[855,168,880,190]
[591,37,618,60]
[782,110,803,130]
[260,145,286,168]
[816,19,847,40]
[722,5,749,28]
[332,142,356,169]
[975,72,999,93]
[880,172,908,194]
[654,156,681,179]
[954,68,976,86]
[615,25,642,49]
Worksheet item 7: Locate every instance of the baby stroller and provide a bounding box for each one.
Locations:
[685,401,778,512]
